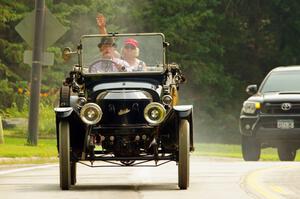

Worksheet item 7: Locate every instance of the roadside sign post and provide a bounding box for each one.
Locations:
[27,0,45,146]
[15,1,67,146]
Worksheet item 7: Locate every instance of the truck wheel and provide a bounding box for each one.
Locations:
[178,119,190,190]
[241,135,260,161]
[277,146,296,161]
[59,120,70,190]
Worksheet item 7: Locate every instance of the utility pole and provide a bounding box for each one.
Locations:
[27,0,45,145]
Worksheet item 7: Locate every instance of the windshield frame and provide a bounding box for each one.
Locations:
[79,33,166,75]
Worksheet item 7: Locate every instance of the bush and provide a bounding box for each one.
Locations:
[38,103,56,137]
[3,90,58,138]
[0,79,15,111]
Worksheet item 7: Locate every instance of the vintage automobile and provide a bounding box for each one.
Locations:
[55,33,194,190]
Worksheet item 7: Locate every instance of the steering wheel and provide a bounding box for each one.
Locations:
[89,59,118,73]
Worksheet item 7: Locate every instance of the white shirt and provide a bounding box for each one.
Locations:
[128,59,146,71]
[89,58,131,73]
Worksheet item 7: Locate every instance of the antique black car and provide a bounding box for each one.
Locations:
[54,33,194,190]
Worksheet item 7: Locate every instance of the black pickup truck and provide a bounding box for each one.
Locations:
[240,66,300,161]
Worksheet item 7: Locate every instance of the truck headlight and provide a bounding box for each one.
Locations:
[144,102,166,125]
[242,101,261,114]
[80,103,102,125]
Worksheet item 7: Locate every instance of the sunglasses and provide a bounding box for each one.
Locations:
[124,44,136,49]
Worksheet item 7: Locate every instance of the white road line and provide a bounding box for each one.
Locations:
[0,164,57,175]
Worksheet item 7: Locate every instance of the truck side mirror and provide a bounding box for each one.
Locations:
[246,84,257,95]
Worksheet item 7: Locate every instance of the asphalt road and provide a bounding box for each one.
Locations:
[0,156,300,199]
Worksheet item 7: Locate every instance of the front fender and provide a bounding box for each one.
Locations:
[173,105,194,151]
[174,105,193,118]
[54,107,73,118]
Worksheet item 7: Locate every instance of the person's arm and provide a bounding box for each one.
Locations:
[112,59,131,72]
[141,61,147,71]
[96,13,107,34]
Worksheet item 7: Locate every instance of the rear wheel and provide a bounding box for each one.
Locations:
[241,135,261,161]
[178,119,190,190]
[59,120,70,190]
[277,146,296,161]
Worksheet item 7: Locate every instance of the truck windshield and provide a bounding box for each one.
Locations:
[261,71,300,93]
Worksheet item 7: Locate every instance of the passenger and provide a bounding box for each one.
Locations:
[121,38,146,71]
[89,37,130,73]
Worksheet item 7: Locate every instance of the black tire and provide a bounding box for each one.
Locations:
[70,162,77,185]
[59,121,70,190]
[178,119,190,190]
[241,135,261,161]
[60,85,70,107]
[277,146,296,161]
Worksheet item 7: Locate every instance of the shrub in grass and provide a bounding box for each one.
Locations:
[2,93,57,138]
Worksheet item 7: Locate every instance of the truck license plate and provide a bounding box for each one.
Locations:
[277,119,294,129]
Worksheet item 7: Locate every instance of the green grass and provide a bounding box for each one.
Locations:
[1,137,300,164]
[194,143,300,161]
[0,137,57,158]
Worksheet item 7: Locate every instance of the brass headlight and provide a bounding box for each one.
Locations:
[144,102,166,125]
[80,103,102,125]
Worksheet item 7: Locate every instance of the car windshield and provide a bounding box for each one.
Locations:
[80,34,165,74]
[260,71,300,93]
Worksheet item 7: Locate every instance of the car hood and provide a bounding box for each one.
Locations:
[92,81,162,102]
[97,90,152,100]
[248,92,300,103]
[94,82,161,95]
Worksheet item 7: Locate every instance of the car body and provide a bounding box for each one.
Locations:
[240,66,300,161]
[55,33,194,190]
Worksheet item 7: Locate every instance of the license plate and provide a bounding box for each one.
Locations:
[277,119,294,129]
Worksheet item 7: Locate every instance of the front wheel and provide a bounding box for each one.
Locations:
[59,120,70,190]
[59,85,70,107]
[277,145,296,161]
[178,119,190,190]
[241,135,261,161]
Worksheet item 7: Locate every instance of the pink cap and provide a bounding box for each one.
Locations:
[124,38,138,47]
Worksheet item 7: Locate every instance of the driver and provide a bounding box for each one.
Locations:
[89,37,130,72]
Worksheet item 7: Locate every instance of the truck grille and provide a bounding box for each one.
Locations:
[262,103,300,114]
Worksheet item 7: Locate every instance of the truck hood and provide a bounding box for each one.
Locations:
[248,91,300,103]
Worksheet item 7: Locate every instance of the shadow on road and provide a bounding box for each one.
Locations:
[71,183,179,191]
[0,183,180,193]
